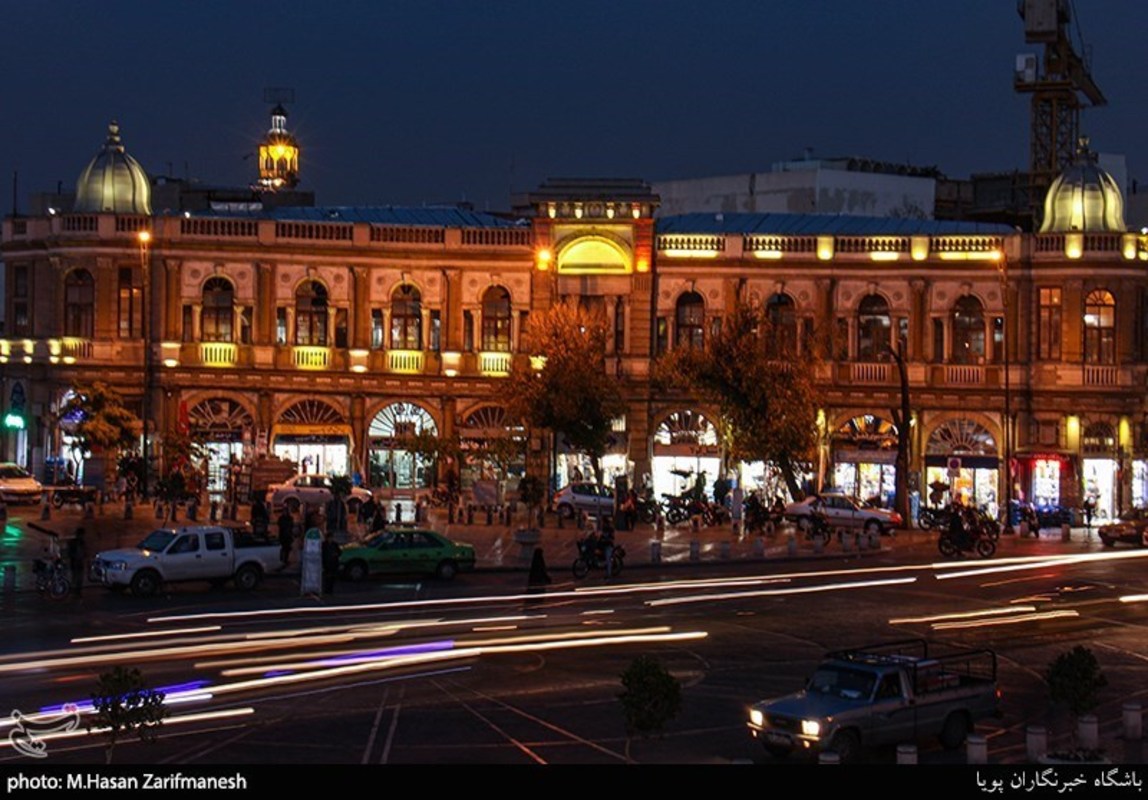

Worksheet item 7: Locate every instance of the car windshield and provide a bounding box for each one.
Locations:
[0,465,30,480]
[366,532,397,548]
[806,666,876,701]
[137,530,176,552]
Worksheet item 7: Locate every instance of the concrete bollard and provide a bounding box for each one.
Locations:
[753,538,765,558]
[719,540,731,560]
[655,514,665,539]
[967,734,988,764]
[650,540,662,564]
[187,501,198,522]
[762,520,775,537]
[83,502,95,519]
[1078,715,1099,750]
[1061,523,1071,542]
[155,502,164,520]
[448,502,456,524]
[689,540,700,561]
[869,531,880,549]
[787,535,797,556]
[842,532,853,552]
[896,744,917,765]
[577,511,586,530]
[1026,725,1047,762]
[1124,702,1142,740]
[467,505,475,525]
[210,501,219,522]
[818,751,840,765]
[691,515,700,534]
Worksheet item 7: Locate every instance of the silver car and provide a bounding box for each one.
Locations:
[785,493,902,536]
[551,482,615,520]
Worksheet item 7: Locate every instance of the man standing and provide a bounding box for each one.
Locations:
[66,528,87,597]
[277,507,295,569]
[321,531,341,595]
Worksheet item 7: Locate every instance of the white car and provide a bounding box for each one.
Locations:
[784,493,902,536]
[0,463,44,505]
[266,474,373,516]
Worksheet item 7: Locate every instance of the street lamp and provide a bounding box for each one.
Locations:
[995,250,1013,533]
[138,229,153,499]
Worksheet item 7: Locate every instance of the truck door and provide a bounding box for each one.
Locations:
[164,533,207,581]
[868,672,917,747]
[203,529,232,577]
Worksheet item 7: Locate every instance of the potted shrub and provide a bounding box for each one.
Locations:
[1041,645,1109,763]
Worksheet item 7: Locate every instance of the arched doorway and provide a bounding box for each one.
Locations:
[831,414,898,506]
[367,402,437,494]
[1082,421,1117,521]
[460,405,525,488]
[272,399,350,477]
[187,397,255,497]
[925,418,999,516]
[652,410,720,498]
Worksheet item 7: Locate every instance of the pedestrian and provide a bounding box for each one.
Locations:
[370,504,388,533]
[359,494,377,526]
[600,515,616,578]
[277,507,295,569]
[526,547,551,593]
[321,531,341,595]
[621,488,637,531]
[251,496,270,538]
[66,527,87,596]
[1083,496,1095,530]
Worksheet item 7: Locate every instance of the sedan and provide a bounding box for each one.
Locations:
[551,482,614,520]
[784,493,902,536]
[1098,509,1148,548]
[266,474,373,516]
[0,462,44,505]
[340,528,476,581]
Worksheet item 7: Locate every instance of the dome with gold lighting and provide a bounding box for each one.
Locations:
[73,121,151,215]
[257,104,300,191]
[1039,138,1125,233]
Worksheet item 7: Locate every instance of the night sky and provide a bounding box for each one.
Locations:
[3,0,1146,216]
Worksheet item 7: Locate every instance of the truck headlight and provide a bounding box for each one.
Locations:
[108,561,128,571]
[749,709,764,727]
[801,719,821,737]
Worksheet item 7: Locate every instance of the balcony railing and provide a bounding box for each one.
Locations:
[60,337,92,362]
[946,364,984,385]
[292,346,331,370]
[1084,365,1119,386]
[850,362,890,384]
[200,342,238,367]
[388,350,424,374]
[479,351,512,376]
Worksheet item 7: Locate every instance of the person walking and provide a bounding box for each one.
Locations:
[321,531,341,596]
[277,507,295,569]
[526,546,551,593]
[66,527,87,597]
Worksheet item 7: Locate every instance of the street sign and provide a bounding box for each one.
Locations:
[947,456,961,478]
[301,528,322,597]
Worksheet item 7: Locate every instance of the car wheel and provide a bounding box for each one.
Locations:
[234,564,262,591]
[557,503,574,519]
[827,730,860,763]
[864,519,881,537]
[286,497,301,515]
[435,560,458,581]
[1101,537,1115,548]
[572,558,589,579]
[346,560,369,582]
[130,570,161,598]
[940,712,970,750]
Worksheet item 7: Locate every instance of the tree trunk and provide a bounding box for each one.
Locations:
[778,455,805,501]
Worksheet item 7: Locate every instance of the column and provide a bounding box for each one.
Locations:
[192,303,203,342]
[162,259,182,342]
[326,307,336,348]
[94,257,117,340]
[255,262,274,346]
[909,279,926,361]
[352,267,370,349]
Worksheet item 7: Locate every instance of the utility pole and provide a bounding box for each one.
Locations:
[890,334,912,526]
[997,251,1014,533]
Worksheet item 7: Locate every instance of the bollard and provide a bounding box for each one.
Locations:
[1026,725,1047,762]
[0,501,7,522]
[187,501,198,522]
[1078,715,1099,750]
[753,538,765,558]
[655,514,665,540]
[787,534,797,556]
[83,502,95,520]
[854,533,862,551]
[650,540,662,564]
[868,531,880,550]
[1124,702,1142,740]
[2,563,15,595]
[896,744,917,765]
[448,502,456,524]
[967,734,988,764]
[156,502,165,520]
[689,540,700,561]
[577,511,586,530]
[395,503,403,524]
[691,515,700,534]
[719,540,731,560]
[818,751,840,765]
[762,520,775,537]
[813,535,824,554]
[210,501,219,522]
[467,505,475,525]
[41,497,51,520]
[171,504,180,522]
[1059,523,1070,542]
[124,499,133,520]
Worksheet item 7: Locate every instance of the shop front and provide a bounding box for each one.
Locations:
[651,410,721,499]
[924,418,1000,518]
[367,401,437,494]
[830,415,899,507]
[272,399,351,478]
[1082,422,1119,522]
[460,405,526,491]
[187,397,255,498]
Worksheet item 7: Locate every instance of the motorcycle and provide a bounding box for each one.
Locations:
[50,483,97,509]
[937,515,997,558]
[33,557,71,600]
[917,506,950,531]
[572,537,626,579]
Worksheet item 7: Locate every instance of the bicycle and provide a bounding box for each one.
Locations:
[33,557,71,600]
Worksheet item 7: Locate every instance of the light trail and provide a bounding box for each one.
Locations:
[930,610,1080,630]
[646,577,917,607]
[71,626,222,643]
[0,707,255,751]
[889,606,1037,625]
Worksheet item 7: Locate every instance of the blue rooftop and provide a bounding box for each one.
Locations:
[656,212,1017,236]
[197,205,525,228]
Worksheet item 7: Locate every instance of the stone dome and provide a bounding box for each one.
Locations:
[73,121,151,214]
[1039,139,1124,233]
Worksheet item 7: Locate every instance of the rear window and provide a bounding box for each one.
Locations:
[0,465,30,479]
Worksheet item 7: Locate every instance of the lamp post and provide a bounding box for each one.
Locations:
[995,251,1013,533]
[138,229,153,499]
[888,334,912,527]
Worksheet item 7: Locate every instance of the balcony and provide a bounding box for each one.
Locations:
[1084,365,1119,386]
[946,364,984,385]
[292,346,331,370]
[388,350,425,374]
[479,351,512,376]
[849,362,890,384]
[60,337,92,363]
[200,342,238,367]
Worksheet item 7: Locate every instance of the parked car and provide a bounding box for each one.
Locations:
[551,482,615,520]
[1098,509,1148,548]
[340,528,476,581]
[265,474,373,516]
[0,462,44,505]
[784,492,902,536]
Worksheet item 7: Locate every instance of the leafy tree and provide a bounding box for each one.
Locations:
[516,474,546,526]
[618,655,682,762]
[506,302,626,486]
[1045,645,1108,719]
[655,301,821,500]
[87,666,167,764]
[59,382,142,466]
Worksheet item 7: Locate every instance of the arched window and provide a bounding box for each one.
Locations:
[675,291,705,349]
[1084,289,1116,365]
[64,269,95,338]
[201,277,234,342]
[952,295,985,365]
[766,293,797,356]
[856,294,890,361]
[481,286,511,352]
[390,284,422,350]
[295,280,328,346]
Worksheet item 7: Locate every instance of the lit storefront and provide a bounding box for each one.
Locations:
[187,397,254,497]
[651,410,720,498]
[555,417,629,489]
[459,405,525,489]
[272,398,351,478]
[924,418,999,517]
[1082,422,1118,521]
[830,415,898,506]
[367,402,436,494]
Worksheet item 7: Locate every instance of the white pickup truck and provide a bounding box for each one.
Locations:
[90,525,281,597]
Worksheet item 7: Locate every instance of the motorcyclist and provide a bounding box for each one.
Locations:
[948,501,971,551]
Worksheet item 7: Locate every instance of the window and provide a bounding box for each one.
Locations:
[951,295,985,365]
[182,305,194,343]
[391,284,422,350]
[276,307,288,345]
[205,532,226,551]
[463,310,474,352]
[295,280,328,346]
[835,317,849,361]
[118,267,139,338]
[10,265,28,336]
[856,294,890,361]
[430,310,441,352]
[1038,287,1062,360]
[239,306,252,345]
[675,291,705,349]
[992,316,1004,364]
[481,286,511,352]
[1084,289,1115,365]
[169,535,199,554]
[932,318,944,363]
[201,277,234,343]
[64,269,95,338]
[371,309,384,349]
[767,293,797,356]
[614,298,625,353]
[518,310,529,352]
[655,316,668,356]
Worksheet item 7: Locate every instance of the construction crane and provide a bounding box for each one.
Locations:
[1014,0,1106,222]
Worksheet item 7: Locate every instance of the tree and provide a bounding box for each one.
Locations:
[59,382,142,466]
[506,302,626,486]
[1044,645,1108,759]
[87,666,167,764]
[618,655,682,762]
[655,301,821,500]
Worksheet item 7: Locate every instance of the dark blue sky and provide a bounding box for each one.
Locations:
[4,1,1146,215]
